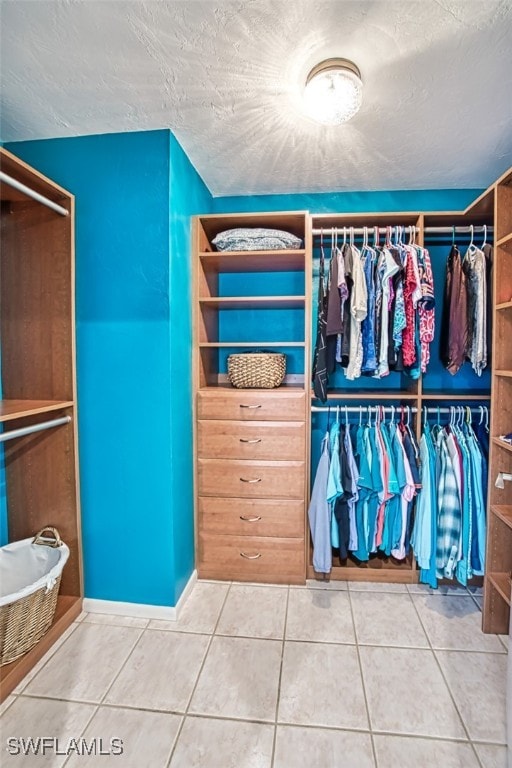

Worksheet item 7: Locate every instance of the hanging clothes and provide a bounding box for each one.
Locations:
[463,243,487,375]
[311,227,435,395]
[308,431,331,573]
[411,410,488,588]
[312,245,328,401]
[441,232,492,377]
[441,245,468,375]
[309,409,420,570]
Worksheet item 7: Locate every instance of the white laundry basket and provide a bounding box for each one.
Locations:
[0,527,69,665]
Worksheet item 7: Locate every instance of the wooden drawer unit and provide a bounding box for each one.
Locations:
[197,389,306,421]
[198,533,305,584]
[199,497,304,538]
[197,419,305,461]
[198,458,304,499]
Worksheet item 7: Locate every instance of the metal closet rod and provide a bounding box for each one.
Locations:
[311,405,484,414]
[0,171,69,217]
[311,225,493,236]
[0,415,71,444]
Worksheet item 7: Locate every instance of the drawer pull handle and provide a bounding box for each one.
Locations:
[240,438,262,444]
[239,404,261,409]
[240,515,262,522]
[240,551,262,560]
[240,477,262,483]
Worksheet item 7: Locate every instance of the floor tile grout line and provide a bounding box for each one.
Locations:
[270,585,290,768]
[408,593,477,747]
[346,587,378,768]
[164,581,232,768]
[13,620,81,695]
[60,703,101,768]
[10,692,507,747]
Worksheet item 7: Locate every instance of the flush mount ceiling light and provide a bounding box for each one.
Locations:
[304,58,363,125]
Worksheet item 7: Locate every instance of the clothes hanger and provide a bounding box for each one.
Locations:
[484,405,489,432]
[336,404,340,424]
[452,226,456,248]
[359,405,363,427]
[374,225,379,248]
[479,405,484,426]
[390,404,395,425]
[345,405,349,426]
[482,224,487,247]
[343,226,347,247]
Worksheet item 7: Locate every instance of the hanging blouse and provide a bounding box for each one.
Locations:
[312,247,328,401]
[441,245,468,375]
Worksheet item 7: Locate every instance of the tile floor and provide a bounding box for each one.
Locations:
[0,580,508,767]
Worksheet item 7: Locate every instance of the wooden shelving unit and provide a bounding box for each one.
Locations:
[0,400,75,422]
[0,148,82,700]
[484,166,512,634]
[192,212,310,583]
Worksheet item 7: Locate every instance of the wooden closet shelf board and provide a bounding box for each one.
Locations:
[312,390,418,401]
[494,370,512,378]
[421,391,491,400]
[311,212,421,228]
[0,595,82,699]
[488,573,512,606]
[199,341,305,348]
[491,437,512,454]
[307,565,415,583]
[199,296,306,309]
[200,251,305,272]
[490,506,512,530]
[200,382,305,391]
[497,232,512,249]
[496,301,512,311]
[0,399,74,422]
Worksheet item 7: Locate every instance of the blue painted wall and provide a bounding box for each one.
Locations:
[6,130,212,605]
[168,133,213,600]
[212,188,481,215]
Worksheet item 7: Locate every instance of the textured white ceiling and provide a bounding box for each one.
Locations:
[1,0,512,196]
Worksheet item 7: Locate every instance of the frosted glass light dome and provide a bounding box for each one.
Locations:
[304,59,363,125]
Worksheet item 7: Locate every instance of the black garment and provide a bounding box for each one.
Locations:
[401,427,421,556]
[333,436,353,559]
[312,247,328,401]
[326,249,343,375]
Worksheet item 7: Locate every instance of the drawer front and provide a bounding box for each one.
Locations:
[199,497,304,538]
[198,458,304,499]
[197,390,306,421]
[198,533,305,584]
[197,420,305,461]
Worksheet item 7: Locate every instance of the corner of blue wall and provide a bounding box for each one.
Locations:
[168,132,213,602]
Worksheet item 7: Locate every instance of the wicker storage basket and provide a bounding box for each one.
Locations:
[0,527,69,665]
[228,351,286,389]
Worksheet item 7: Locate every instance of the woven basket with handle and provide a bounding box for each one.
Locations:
[0,527,66,665]
[228,352,286,389]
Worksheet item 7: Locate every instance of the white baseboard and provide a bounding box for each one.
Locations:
[83,569,198,622]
